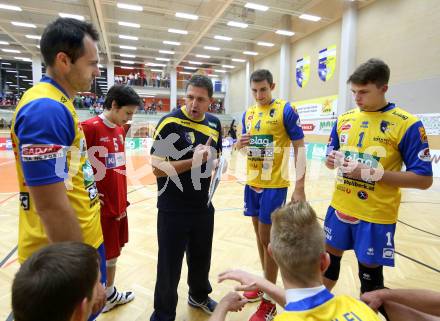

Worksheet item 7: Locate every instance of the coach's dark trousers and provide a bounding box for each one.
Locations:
[150,207,214,321]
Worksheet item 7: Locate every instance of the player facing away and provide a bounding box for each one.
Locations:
[82,85,141,312]
[323,59,433,313]
[235,69,306,321]
[212,201,380,321]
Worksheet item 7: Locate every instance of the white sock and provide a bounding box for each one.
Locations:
[105,285,115,298]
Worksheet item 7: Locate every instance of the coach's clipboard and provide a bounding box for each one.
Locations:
[207,156,226,205]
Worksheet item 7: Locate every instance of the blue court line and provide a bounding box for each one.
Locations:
[0,245,17,268]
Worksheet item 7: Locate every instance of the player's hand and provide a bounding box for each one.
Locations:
[360,290,385,312]
[98,193,105,206]
[218,269,260,292]
[291,188,306,203]
[194,137,213,164]
[342,160,383,182]
[218,291,248,312]
[92,281,106,314]
[238,133,251,149]
[325,150,344,169]
[116,211,127,221]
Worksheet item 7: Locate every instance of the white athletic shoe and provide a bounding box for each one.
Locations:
[102,287,135,313]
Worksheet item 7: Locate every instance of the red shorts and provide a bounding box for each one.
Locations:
[100,215,129,260]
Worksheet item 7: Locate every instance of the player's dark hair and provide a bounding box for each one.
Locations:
[186,74,213,98]
[104,85,142,110]
[12,242,99,321]
[40,18,99,66]
[347,58,390,87]
[250,69,273,85]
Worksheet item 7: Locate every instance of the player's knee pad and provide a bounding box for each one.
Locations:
[358,263,384,294]
[324,253,342,281]
[106,258,118,268]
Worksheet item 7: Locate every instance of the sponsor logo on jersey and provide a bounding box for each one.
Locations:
[19,192,30,210]
[360,121,369,128]
[340,123,351,131]
[336,184,352,194]
[380,120,390,133]
[184,131,195,144]
[269,108,276,118]
[367,248,374,256]
[248,135,274,158]
[418,148,431,162]
[373,136,393,146]
[106,152,126,168]
[258,112,263,118]
[418,126,428,144]
[340,133,348,144]
[208,121,217,128]
[383,248,394,259]
[249,135,273,147]
[82,160,95,187]
[21,144,66,161]
[392,110,408,120]
[87,183,98,201]
[100,137,110,142]
[357,190,368,200]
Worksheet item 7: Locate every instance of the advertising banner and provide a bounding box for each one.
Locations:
[296,56,310,88]
[318,45,336,82]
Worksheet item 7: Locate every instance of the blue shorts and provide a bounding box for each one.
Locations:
[244,185,287,224]
[324,206,396,267]
[88,243,107,321]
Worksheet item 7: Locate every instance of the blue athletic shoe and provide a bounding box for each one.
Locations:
[188,295,217,315]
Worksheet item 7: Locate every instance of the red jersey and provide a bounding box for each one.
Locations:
[82,114,128,218]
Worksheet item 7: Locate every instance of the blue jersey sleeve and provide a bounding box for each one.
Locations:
[283,102,304,141]
[241,112,247,134]
[326,121,340,155]
[398,121,433,176]
[15,98,75,186]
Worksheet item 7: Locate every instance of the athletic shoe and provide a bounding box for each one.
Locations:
[102,287,135,313]
[249,299,277,321]
[243,289,263,302]
[188,295,217,315]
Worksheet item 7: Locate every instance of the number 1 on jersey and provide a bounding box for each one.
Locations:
[386,232,392,246]
[357,132,365,147]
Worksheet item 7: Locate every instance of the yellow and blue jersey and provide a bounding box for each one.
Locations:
[151,106,222,212]
[327,103,432,224]
[275,289,380,321]
[11,76,103,263]
[242,99,304,188]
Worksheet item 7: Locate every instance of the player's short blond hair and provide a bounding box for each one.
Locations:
[270,201,325,285]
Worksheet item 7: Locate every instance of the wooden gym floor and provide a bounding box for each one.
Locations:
[0,148,439,321]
